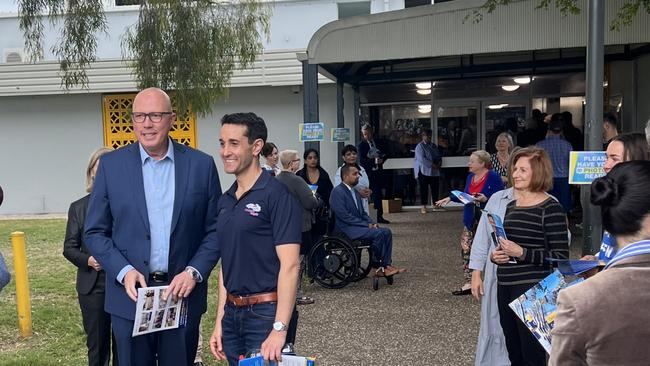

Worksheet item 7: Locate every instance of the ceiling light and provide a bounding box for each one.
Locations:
[488,104,509,110]
[501,85,520,92]
[416,89,432,95]
[513,76,531,85]
[415,82,432,89]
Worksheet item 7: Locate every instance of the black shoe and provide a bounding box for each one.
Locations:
[377,217,390,224]
[452,288,471,296]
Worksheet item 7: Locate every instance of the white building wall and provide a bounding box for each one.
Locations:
[0,94,104,214]
[0,84,355,214]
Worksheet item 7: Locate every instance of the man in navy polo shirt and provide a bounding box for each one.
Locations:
[209,113,301,365]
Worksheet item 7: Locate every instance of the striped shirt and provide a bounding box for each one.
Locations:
[497,197,569,285]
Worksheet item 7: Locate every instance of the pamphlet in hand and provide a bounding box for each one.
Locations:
[132,286,188,337]
[482,210,517,263]
[598,231,617,262]
[239,355,316,366]
[509,270,583,354]
[546,231,614,276]
[451,190,476,205]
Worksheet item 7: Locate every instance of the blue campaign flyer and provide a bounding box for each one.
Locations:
[598,231,617,262]
[299,122,325,142]
[569,151,607,185]
[451,190,475,205]
[509,270,583,354]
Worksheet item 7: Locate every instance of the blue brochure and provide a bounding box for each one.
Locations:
[451,190,475,205]
[598,231,617,262]
[509,270,584,354]
[239,355,315,366]
[547,231,614,276]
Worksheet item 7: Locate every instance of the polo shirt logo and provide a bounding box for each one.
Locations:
[244,203,262,217]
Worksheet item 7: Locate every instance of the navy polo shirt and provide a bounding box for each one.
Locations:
[217,170,302,296]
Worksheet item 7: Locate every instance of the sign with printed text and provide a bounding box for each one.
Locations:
[331,128,350,142]
[569,151,607,185]
[299,122,325,142]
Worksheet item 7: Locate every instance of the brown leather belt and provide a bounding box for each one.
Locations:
[226,292,278,307]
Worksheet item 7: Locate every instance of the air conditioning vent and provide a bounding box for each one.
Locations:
[3,48,25,63]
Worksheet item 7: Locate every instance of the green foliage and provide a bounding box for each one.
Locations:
[19,0,107,89]
[18,0,271,116]
[122,0,271,116]
[465,0,649,30]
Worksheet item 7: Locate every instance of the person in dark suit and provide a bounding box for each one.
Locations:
[357,124,390,224]
[85,88,222,366]
[330,164,405,277]
[63,147,117,366]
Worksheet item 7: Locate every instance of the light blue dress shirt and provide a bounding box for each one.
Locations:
[117,139,175,283]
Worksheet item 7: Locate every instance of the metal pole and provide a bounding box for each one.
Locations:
[336,79,345,166]
[301,60,319,152]
[11,231,32,338]
[582,0,604,255]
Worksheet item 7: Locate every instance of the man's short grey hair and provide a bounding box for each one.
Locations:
[279,149,299,168]
[361,124,373,132]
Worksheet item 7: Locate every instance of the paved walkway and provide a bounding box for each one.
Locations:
[296,209,481,366]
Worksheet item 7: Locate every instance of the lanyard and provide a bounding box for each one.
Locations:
[604,240,650,269]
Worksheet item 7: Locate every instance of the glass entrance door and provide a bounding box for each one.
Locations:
[433,103,479,194]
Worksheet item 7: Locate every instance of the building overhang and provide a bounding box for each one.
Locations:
[307,0,650,84]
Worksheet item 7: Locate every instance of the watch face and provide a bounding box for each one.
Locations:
[273,321,285,331]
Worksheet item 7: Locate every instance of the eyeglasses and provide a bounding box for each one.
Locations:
[292,159,301,163]
[132,112,173,123]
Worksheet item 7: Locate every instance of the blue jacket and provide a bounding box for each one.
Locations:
[451,170,504,229]
[330,183,373,240]
[0,250,10,292]
[84,141,222,320]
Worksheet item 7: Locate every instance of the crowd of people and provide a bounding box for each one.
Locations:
[51,88,406,366]
[2,86,649,366]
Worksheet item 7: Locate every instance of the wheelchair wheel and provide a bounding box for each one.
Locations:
[350,246,372,282]
[372,277,379,291]
[308,237,358,289]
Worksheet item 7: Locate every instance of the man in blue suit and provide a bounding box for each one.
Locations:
[330,164,405,277]
[85,88,221,366]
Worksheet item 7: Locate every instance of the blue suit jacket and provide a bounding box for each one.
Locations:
[84,141,221,320]
[330,183,373,240]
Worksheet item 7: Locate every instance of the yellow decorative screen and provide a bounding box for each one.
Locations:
[102,94,197,149]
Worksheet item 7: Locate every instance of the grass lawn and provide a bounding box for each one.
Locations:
[0,219,225,366]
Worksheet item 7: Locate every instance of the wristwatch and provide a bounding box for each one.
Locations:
[273,321,288,332]
[185,267,201,282]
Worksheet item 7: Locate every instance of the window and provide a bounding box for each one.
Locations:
[405,0,431,8]
[361,104,431,159]
[115,0,139,5]
[102,94,196,149]
[338,1,370,19]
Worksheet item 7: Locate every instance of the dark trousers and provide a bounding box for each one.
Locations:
[78,285,118,366]
[369,171,384,219]
[357,227,393,267]
[497,283,547,366]
[418,172,440,205]
[111,309,201,366]
[221,302,277,366]
[550,177,571,213]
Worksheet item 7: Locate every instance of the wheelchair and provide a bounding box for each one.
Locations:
[308,211,394,291]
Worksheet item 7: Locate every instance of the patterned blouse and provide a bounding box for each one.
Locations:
[490,153,508,178]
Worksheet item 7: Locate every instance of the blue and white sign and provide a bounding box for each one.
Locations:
[568,151,607,185]
[299,122,325,142]
[331,128,351,142]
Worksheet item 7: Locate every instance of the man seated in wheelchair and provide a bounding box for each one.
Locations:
[329,164,406,277]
